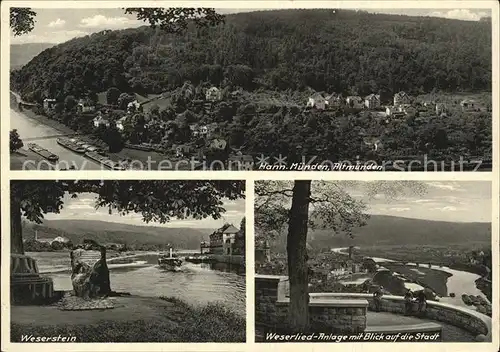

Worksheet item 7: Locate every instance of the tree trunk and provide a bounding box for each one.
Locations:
[286,180,311,331]
[11,199,24,254]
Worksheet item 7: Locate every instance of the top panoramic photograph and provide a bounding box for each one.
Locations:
[8,7,493,171]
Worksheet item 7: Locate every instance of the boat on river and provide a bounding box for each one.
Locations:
[125,143,154,151]
[27,143,59,162]
[57,138,86,154]
[84,151,125,170]
[158,248,183,271]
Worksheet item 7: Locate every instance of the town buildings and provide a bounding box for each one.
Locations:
[393,91,411,106]
[364,94,381,109]
[209,223,240,255]
[307,92,327,110]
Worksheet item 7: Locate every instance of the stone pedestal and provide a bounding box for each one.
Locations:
[10,254,54,304]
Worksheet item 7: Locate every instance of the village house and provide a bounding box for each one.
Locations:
[77,99,96,113]
[127,100,141,112]
[115,115,129,131]
[307,93,327,110]
[364,94,381,109]
[205,87,222,102]
[435,103,448,116]
[52,236,71,245]
[325,93,343,108]
[255,238,270,263]
[393,91,411,106]
[209,223,240,255]
[460,99,480,112]
[43,98,56,112]
[93,113,110,128]
[346,96,364,109]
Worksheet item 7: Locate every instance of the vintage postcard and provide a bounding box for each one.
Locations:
[255,180,493,343]
[5,3,495,171]
[1,1,498,352]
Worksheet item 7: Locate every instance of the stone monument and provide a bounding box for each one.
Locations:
[70,239,111,299]
[10,253,55,304]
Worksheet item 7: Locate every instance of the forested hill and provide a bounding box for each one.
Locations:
[11,9,491,102]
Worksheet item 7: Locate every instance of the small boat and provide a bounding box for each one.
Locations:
[27,143,59,162]
[84,151,125,170]
[125,143,153,151]
[158,248,183,271]
[57,138,86,153]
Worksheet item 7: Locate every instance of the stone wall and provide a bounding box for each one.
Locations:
[311,292,491,341]
[208,254,245,265]
[255,275,368,334]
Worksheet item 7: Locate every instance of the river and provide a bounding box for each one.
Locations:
[28,251,246,317]
[11,109,101,170]
[331,247,488,308]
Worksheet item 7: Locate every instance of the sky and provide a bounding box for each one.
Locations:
[10,8,492,44]
[43,192,245,229]
[346,181,491,223]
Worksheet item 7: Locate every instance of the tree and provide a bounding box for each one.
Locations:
[106,87,121,105]
[10,7,224,36]
[64,95,77,111]
[255,180,427,331]
[10,8,36,36]
[10,129,24,152]
[11,180,245,255]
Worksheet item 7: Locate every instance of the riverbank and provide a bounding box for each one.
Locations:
[10,99,190,170]
[11,294,245,342]
[10,149,53,170]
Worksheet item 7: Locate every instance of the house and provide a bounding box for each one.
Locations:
[393,91,411,106]
[127,100,141,112]
[77,99,96,113]
[93,114,110,128]
[307,93,327,110]
[209,223,240,255]
[364,94,381,109]
[325,93,343,108]
[115,116,129,131]
[346,96,364,109]
[43,98,56,112]
[228,154,254,170]
[460,99,479,112]
[52,236,70,245]
[255,239,270,263]
[435,103,447,116]
[205,87,222,102]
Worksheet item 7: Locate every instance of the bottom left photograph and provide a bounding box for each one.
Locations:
[9,179,246,343]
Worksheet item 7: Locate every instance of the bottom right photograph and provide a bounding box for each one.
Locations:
[254,180,492,343]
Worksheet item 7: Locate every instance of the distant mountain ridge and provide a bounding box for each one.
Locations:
[11,9,491,102]
[267,214,491,252]
[10,43,55,70]
[23,219,215,249]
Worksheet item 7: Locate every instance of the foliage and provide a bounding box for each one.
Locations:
[12,180,245,225]
[106,87,121,105]
[10,129,24,152]
[11,10,491,102]
[10,8,36,36]
[11,299,244,342]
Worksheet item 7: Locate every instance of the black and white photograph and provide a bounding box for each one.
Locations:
[254,180,492,342]
[9,180,246,342]
[8,7,493,171]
